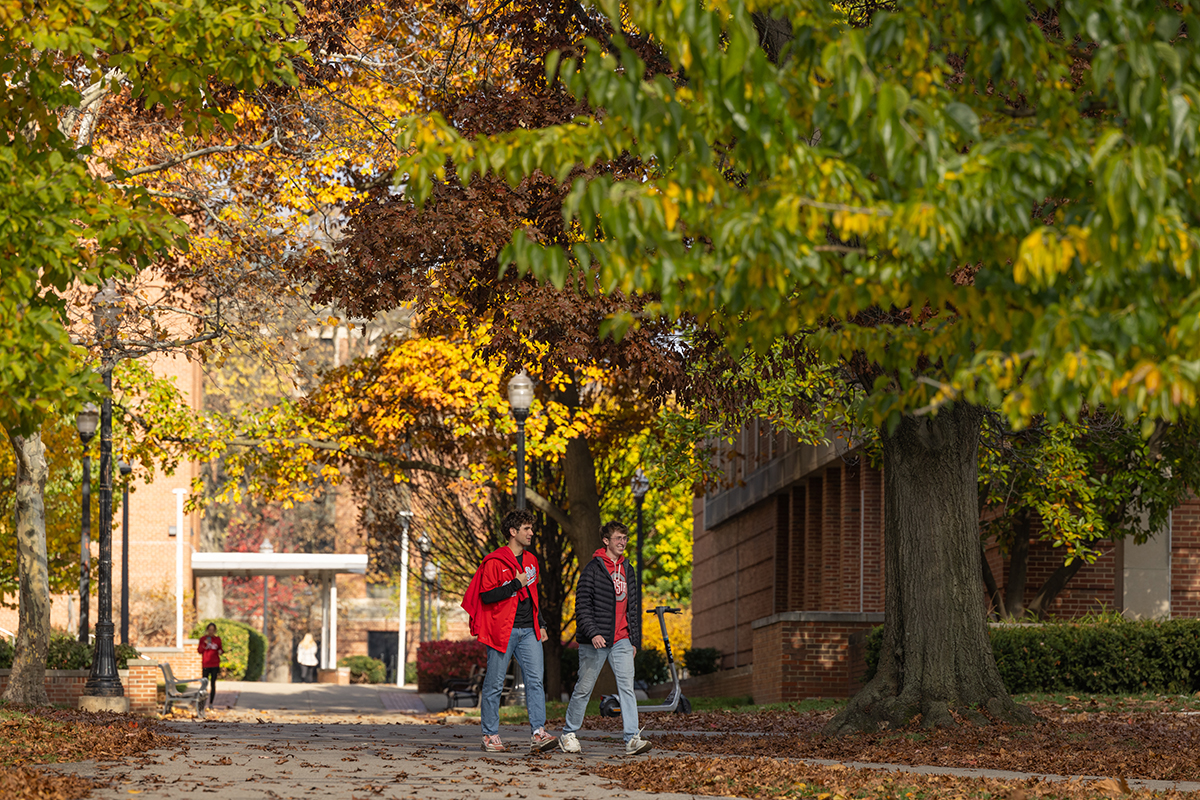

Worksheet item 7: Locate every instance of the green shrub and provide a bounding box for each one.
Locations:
[404,661,417,684]
[0,632,139,670]
[863,618,1200,693]
[634,647,668,686]
[190,619,265,681]
[682,647,722,676]
[560,644,579,691]
[339,655,386,684]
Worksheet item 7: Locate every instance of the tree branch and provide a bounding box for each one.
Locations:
[105,134,281,181]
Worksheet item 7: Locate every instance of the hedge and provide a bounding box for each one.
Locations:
[682,647,722,676]
[864,618,1200,693]
[0,632,139,670]
[191,619,265,682]
[339,655,386,684]
[416,639,487,691]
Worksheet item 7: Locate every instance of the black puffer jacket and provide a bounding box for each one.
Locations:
[574,554,641,648]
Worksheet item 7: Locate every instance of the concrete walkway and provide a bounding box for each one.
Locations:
[44,683,1200,798]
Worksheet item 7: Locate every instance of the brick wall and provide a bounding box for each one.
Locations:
[751,613,882,703]
[0,661,158,714]
[139,645,203,678]
[1173,497,1200,618]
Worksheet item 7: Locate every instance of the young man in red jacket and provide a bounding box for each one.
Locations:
[461,509,557,753]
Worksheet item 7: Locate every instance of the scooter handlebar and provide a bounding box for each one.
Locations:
[647,606,682,614]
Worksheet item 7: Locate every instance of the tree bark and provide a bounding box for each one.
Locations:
[1004,514,1031,619]
[825,404,1036,733]
[3,429,51,705]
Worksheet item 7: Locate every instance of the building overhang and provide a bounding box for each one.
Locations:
[191,552,368,578]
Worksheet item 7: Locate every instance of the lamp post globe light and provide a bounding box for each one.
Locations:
[506,370,534,510]
[631,467,650,622]
[80,282,125,709]
[76,404,99,644]
[118,460,132,645]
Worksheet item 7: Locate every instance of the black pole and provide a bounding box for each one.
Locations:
[120,462,131,645]
[79,449,92,643]
[84,363,123,697]
[634,492,645,621]
[514,410,528,510]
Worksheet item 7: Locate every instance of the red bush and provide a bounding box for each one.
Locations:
[416,640,487,691]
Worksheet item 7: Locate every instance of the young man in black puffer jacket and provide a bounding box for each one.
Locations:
[558,521,652,756]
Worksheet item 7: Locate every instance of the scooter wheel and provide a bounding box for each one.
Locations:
[674,695,692,714]
[599,694,621,717]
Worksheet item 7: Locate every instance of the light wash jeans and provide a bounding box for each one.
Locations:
[563,638,639,742]
[481,626,546,737]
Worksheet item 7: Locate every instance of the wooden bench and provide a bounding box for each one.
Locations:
[159,662,208,718]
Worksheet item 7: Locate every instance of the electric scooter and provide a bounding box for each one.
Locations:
[599,605,691,717]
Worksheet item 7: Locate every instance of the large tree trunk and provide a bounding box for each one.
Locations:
[825,404,1035,733]
[562,436,602,572]
[3,429,51,705]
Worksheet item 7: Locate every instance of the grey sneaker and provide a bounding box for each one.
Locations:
[558,731,581,753]
[625,732,652,756]
[530,728,557,753]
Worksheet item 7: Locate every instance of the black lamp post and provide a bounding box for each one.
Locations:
[631,467,649,622]
[506,370,534,511]
[76,404,99,644]
[82,281,124,701]
[417,534,431,642]
[119,459,132,645]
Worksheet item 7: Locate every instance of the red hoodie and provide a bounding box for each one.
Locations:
[461,546,541,652]
[594,547,630,644]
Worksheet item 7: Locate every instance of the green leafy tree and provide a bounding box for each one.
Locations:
[0,0,302,705]
[394,0,1200,732]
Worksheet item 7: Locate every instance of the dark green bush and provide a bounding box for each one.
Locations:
[682,647,722,676]
[634,647,668,686]
[339,655,386,684]
[864,618,1200,693]
[190,619,265,681]
[0,632,139,670]
[404,661,417,684]
[560,644,579,691]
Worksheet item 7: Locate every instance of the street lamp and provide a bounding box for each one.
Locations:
[81,282,124,705]
[118,459,132,645]
[506,370,534,510]
[260,537,273,681]
[76,404,99,644]
[631,467,650,622]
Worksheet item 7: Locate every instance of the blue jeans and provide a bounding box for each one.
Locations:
[481,627,546,737]
[563,639,639,742]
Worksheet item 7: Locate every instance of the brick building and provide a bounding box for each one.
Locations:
[690,424,1200,704]
[0,329,417,685]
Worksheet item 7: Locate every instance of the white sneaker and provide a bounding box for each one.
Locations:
[625,731,652,756]
[558,731,581,753]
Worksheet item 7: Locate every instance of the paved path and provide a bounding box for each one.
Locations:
[43,683,1200,798]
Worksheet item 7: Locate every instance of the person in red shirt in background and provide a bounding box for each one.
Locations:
[461,509,557,754]
[198,623,223,706]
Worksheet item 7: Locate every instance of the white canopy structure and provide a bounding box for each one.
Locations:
[191,552,368,670]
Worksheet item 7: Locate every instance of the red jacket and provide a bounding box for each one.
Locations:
[198,634,223,669]
[461,546,541,653]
